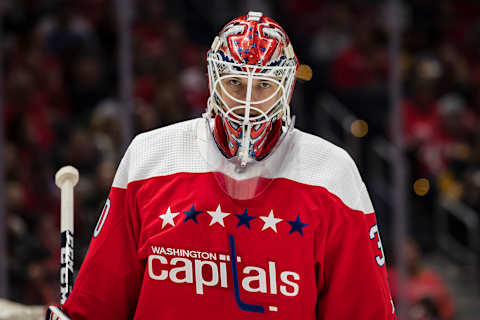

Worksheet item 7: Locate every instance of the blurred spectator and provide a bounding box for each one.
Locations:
[61,127,101,174]
[309,3,352,67]
[68,52,109,116]
[179,45,209,115]
[4,67,55,151]
[389,239,455,320]
[437,43,469,94]
[90,99,124,161]
[330,20,387,90]
[328,12,389,134]
[403,76,444,175]
[43,0,97,65]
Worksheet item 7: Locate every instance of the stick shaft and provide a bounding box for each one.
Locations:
[59,181,75,305]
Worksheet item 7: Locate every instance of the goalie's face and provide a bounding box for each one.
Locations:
[208,71,287,166]
[219,75,281,116]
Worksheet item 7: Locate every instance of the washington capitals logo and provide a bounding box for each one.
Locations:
[155,204,308,313]
[148,233,302,314]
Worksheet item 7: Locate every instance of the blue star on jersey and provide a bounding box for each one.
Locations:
[234,209,256,229]
[287,215,308,236]
[183,205,203,223]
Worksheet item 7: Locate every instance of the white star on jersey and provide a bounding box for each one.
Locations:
[207,204,230,227]
[159,207,180,229]
[259,210,283,233]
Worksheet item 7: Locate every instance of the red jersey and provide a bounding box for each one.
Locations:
[63,118,396,319]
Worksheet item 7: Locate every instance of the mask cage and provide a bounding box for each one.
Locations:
[206,55,297,128]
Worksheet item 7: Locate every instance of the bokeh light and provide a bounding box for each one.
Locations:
[413,178,430,196]
[350,119,368,138]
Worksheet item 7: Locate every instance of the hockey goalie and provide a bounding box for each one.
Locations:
[47,11,396,320]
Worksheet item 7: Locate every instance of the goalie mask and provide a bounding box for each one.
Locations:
[206,11,298,167]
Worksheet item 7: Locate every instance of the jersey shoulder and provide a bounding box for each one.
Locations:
[131,118,200,156]
[291,129,355,171]
[112,118,207,188]
[285,129,373,213]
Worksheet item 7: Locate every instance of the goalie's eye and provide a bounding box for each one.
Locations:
[229,79,241,86]
[259,81,271,89]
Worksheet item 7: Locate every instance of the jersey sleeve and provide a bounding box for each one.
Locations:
[316,163,396,319]
[62,141,144,320]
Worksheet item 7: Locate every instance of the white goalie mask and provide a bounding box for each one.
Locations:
[205,11,298,167]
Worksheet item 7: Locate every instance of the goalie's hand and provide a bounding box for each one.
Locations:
[45,306,72,320]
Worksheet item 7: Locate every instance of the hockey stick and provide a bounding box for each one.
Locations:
[55,166,79,305]
[45,167,79,320]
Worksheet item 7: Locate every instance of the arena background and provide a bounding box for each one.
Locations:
[0,0,479,319]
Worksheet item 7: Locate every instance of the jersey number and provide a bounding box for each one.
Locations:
[94,198,111,238]
[369,224,385,267]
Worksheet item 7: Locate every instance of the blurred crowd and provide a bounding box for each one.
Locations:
[284,1,480,318]
[2,0,205,305]
[289,0,480,214]
[2,0,480,319]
